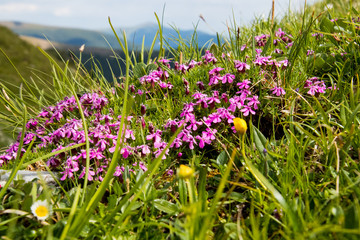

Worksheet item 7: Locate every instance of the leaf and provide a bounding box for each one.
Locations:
[320,17,335,33]
[153,199,179,215]
[107,194,118,210]
[252,33,256,61]
[198,167,208,212]
[352,7,359,15]
[340,102,346,127]
[178,179,187,205]
[120,201,143,213]
[344,103,360,131]
[252,125,272,161]
[209,43,219,56]
[314,54,326,69]
[350,79,355,110]
[228,192,247,202]
[216,151,229,166]
[142,181,158,202]
[345,204,359,229]
[126,95,135,115]
[262,36,272,56]
[112,180,124,196]
[224,223,238,239]
[243,157,299,231]
[133,62,147,79]
[146,63,157,73]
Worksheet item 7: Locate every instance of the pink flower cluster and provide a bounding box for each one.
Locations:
[139,68,173,90]
[141,52,262,154]
[304,77,327,96]
[0,92,147,182]
[2,27,338,182]
[254,28,293,48]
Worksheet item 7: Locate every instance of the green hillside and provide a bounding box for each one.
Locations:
[0,21,118,49]
[0,26,56,91]
[0,26,56,146]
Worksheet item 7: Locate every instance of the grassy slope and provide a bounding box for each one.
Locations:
[0,26,55,92]
[1,0,360,238]
[0,26,57,146]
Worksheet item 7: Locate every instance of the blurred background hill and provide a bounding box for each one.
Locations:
[0,25,58,146]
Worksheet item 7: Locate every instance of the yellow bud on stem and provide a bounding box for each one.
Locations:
[178,164,194,179]
[233,118,247,135]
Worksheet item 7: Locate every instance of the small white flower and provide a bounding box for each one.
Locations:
[325,3,333,10]
[31,200,52,221]
[79,44,85,52]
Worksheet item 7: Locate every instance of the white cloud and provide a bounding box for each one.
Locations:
[53,7,71,17]
[0,3,38,13]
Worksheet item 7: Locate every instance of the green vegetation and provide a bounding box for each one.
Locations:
[0,26,58,146]
[0,26,56,94]
[0,0,359,239]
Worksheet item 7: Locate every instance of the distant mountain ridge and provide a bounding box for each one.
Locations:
[0,21,216,50]
[0,21,118,49]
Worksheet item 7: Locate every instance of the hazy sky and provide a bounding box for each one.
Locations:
[0,0,318,33]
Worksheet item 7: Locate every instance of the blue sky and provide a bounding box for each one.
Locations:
[0,0,318,33]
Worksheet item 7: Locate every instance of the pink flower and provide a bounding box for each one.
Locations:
[221,73,235,84]
[234,60,250,73]
[255,34,269,46]
[146,130,162,143]
[166,169,174,176]
[228,96,244,112]
[170,137,183,148]
[158,58,171,67]
[240,105,256,116]
[247,96,260,109]
[196,81,205,90]
[307,50,314,56]
[125,129,135,140]
[96,139,109,152]
[60,168,74,181]
[120,147,130,158]
[114,166,125,177]
[304,77,327,96]
[178,129,197,150]
[79,167,95,181]
[275,28,286,38]
[221,93,228,103]
[90,149,106,160]
[196,128,217,149]
[254,55,271,66]
[137,145,151,155]
[26,119,38,130]
[202,50,217,64]
[237,79,251,90]
[206,93,221,108]
[186,119,203,131]
[270,86,286,96]
[133,162,148,172]
[209,75,222,86]
[274,48,283,54]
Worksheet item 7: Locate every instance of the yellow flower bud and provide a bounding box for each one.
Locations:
[233,118,247,135]
[178,164,194,179]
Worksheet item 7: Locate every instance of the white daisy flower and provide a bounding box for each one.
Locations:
[31,200,52,221]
